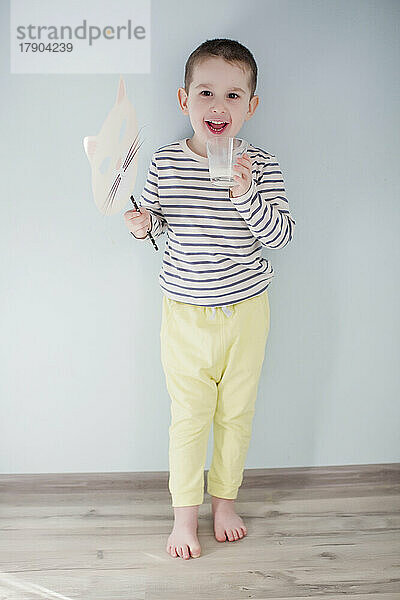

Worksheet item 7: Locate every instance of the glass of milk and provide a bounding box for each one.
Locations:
[206,137,248,187]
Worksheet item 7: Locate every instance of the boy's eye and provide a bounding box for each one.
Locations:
[200,91,239,99]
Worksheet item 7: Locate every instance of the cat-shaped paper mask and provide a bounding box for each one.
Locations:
[83,77,146,215]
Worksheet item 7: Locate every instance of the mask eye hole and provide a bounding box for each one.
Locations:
[99,156,111,174]
[119,118,127,142]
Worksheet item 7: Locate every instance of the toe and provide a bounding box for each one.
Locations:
[190,544,201,558]
[236,528,243,539]
[227,529,234,541]
[232,530,239,540]
[182,545,190,559]
[214,525,227,542]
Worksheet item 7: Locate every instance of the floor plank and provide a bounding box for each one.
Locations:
[0,464,399,599]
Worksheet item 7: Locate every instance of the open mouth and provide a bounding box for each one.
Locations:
[205,121,230,134]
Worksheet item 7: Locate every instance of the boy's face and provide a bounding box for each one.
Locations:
[177,57,259,157]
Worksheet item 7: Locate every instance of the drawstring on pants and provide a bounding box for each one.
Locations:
[209,305,234,319]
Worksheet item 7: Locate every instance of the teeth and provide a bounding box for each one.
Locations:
[208,120,226,124]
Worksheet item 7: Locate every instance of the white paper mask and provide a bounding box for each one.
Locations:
[83,77,146,215]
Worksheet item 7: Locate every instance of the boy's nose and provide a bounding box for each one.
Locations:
[210,109,228,118]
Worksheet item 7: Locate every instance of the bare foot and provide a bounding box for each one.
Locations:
[166,505,202,559]
[211,496,247,542]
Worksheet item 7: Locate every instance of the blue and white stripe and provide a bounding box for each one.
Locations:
[138,139,296,307]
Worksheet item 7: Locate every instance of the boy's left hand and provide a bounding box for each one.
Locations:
[229,153,253,198]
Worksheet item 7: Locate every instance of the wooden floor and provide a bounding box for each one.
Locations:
[0,464,399,599]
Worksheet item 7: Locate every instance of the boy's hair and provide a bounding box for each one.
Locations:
[184,38,258,99]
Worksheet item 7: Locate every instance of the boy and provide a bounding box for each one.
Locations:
[124,39,296,560]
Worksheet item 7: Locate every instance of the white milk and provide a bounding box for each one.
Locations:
[209,166,234,187]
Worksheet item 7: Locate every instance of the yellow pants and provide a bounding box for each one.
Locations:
[160,290,270,507]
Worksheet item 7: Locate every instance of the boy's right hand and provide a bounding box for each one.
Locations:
[124,207,151,239]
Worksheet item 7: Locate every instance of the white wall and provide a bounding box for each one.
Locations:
[1,0,399,473]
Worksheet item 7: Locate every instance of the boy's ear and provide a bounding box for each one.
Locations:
[177,87,189,114]
[246,95,259,120]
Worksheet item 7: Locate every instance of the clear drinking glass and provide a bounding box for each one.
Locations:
[206,137,248,188]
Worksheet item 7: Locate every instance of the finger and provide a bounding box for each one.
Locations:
[127,211,144,220]
[236,156,251,167]
[233,174,247,186]
[233,163,247,176]
[135,225,149,237]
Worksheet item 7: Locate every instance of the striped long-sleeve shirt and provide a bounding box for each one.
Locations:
[138,138,296,307]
